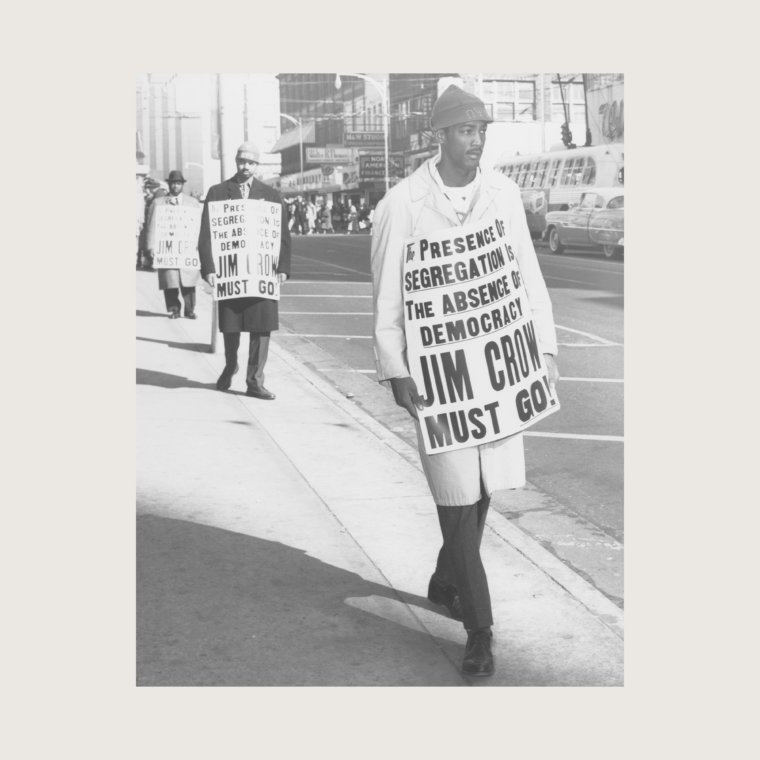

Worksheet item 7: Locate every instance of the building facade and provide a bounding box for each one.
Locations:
[135,73,283,200]
[267,73,622,210]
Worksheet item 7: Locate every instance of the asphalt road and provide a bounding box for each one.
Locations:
[278,231,624,601]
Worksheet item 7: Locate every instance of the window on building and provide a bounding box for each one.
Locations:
[552,80,586,123]
[482,80,536,122]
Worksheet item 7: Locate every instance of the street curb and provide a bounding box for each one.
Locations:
[270,340,625,640]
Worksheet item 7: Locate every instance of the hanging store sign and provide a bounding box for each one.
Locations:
[306,147,354,164]
[345,131,385,146]
[359,155,404,180]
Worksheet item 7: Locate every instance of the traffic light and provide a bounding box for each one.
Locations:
[561,122,572,147]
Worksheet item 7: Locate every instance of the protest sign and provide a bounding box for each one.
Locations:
[403,216,560,455]
[207,199,282,301]
[153,205,201,269]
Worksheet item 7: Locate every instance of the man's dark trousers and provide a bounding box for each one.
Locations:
[434,490,493,631]
[223,332,270,390]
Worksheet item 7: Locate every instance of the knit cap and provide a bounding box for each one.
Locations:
[430,85,494,130]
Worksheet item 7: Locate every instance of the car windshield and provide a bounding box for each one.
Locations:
[607,196,624,209]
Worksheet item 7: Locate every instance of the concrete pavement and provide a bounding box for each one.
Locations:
[136,271,623,686]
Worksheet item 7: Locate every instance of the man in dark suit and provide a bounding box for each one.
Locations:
[198,142,292,400]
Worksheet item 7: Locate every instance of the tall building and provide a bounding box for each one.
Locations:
[273,73,390,208]
[135,74,282,199]
[264,73,623,207]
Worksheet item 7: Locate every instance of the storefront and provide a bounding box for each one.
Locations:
[276,163,361,208]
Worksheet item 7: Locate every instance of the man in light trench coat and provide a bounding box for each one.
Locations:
[146,170,201,318]
[371,85,560,677]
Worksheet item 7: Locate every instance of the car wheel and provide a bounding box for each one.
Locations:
[603,244,623,260]
[548,227,564,254]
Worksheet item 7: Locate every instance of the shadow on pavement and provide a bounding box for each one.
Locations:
[137,514,462,686]
[136,368,216,391]
[136,309,169,318]
[136,336,209,353]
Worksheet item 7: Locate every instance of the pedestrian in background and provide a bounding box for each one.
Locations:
[286,200,295,231]
[146,170,201,319]
[371,85,559,678]
[139,178,165,270]
[136,167,148,269]
[346,202,358,234]
[318,203,333,233]
[332,201,343,233]
[306,200,317,234]
[358,199,370,233]
[198,142,291,400]
[293,196,307,234]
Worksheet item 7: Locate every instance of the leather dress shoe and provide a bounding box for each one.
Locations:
[245,386,275,400]
[184,312,197,319]
[216,363,239,391]
[169,312,180,319]
[428,574,463,622]
[462,628,494,677]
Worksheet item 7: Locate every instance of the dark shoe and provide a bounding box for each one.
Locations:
[216,363,239,391]
[169,312,180,319]
[462,628,494,677]
[245,385,275,400]
[184,312,197,319]
[428,575,463,622]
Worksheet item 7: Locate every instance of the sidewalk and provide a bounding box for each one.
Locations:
[136,272,623,686]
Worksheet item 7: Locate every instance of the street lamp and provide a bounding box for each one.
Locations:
[279,112,303,196]
[335,73,390,193]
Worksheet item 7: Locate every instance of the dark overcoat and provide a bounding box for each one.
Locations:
[199,177,291,333]
[146,194,202,289]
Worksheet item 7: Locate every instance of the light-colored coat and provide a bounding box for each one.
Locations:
[146,194,202,290]
[371,158,558,506]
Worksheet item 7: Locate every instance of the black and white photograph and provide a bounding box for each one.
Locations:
[7,1,758,754]
[135,72,625,687]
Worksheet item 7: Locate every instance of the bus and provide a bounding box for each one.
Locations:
[494,143,624,239]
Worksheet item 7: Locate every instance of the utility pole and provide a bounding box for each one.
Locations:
[556,74,576,149]
[582,74,592,147]
[539,74,545,153]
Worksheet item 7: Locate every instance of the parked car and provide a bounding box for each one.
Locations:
[544,188,624,259]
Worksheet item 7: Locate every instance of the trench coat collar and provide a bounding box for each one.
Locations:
[409,157,500,227]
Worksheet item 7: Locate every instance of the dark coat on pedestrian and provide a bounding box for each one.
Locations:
[146,194,202,289]
[199,176,291,333]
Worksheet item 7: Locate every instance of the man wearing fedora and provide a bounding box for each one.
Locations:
[371,85,560,677]
[199,142,291,401]
[146,170,201,319]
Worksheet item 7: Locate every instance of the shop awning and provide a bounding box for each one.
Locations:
[271,121,316,152]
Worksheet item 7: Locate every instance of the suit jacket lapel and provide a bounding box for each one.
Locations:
[226,179,242,200]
